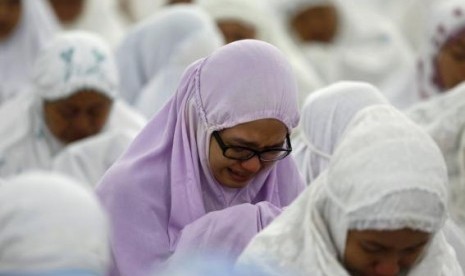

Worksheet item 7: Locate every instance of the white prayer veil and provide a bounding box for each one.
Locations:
[59,0,126,48]
[292,81,389,184]
[406,81,465,231]
[0,0,58,104]
[131,5,224,118]
[0,31,145,177]
[52,129,139,187]
[33,31,118,101]
[195,0,323,106]
[238,106,463,275]
[0,171,109,275]
[271,0,415,109]
[116,5,222,106]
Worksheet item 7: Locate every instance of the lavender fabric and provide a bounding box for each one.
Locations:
[96,40,304,276]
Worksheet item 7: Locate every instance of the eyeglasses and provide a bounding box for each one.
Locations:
[212,131,292,162]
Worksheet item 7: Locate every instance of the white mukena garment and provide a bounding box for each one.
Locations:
[116,5,223,107]
[0,0,58,104]
[292,81,389,184]
[0,171,109,275]
[237,105,463,276]
[0,31,146,177]
[406,81,465,232]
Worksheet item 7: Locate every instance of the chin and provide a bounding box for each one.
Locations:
[219,177,250,189]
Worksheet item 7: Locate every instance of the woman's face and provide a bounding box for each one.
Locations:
[48,0,85,24]
[216,20,256,44]
[0,0,21,42]
[43,89,113,144]
[209,118,288,189]
[290,5,338,43]
[344,228,431,276]
[435,30,465,91]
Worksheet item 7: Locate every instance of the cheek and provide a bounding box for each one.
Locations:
[399,250,425,267]
[208,139,233,178]
[344,241,375,273]
[43,109,68,135]
[208,139,221,173]
[93,111,111,131]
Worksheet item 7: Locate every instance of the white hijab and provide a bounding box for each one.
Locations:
[118,0,166,23]
[0,0,58,105]
[406,81,465,231]
[52,129,139,188]
[272,0,415,109]
[238,105,463,275]
[60,0,126,48]
[348,0,440,52]
[116,5,222,106]
[292,81,389,184]
[0,31,145,177]
[117,5,223,113]
[0,171,109,274]
[196,0,323,106]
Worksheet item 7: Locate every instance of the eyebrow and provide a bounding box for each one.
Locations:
[361,241,389,250]
[362,240,429,251]
[228,137,286,149]
[405,240,429,250]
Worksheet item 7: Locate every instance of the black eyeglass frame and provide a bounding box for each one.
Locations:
[212,131,292,162]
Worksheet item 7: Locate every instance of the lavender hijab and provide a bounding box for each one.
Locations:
[97,40,303,275]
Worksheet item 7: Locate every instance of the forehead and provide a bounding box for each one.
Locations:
[348,229,431,248]
[220,119,287,146]
[45,89,111,106]
[223,118,286,133]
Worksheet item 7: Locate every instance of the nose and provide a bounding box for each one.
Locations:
[374,256,401,276]
[71,113,94,137]
[239,155,262,174]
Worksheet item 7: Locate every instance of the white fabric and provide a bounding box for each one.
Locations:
[416,0,465,99]
[34,31,118,100]
[349,0,439,52]
[406,81,465,230]
[0,94,145,178]
[238,105,463,275]
[0,0,58,105]
[0,171,109,274]
[119,0,166,22]
[116,5,222,106]
[117,5,223,117]
[52,129,138,187]
[0,32,146,177]
[272,0,416,109]
[443,219,465,274]
[292,81,389,184]
[60,0,126,48]
[196,0,323,106]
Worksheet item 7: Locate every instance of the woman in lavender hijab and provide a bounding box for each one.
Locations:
[96,39,304,275]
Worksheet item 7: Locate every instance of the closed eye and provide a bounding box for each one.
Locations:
[361,242,387,253]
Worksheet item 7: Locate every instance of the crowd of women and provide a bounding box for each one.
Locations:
[1,0,465,275]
